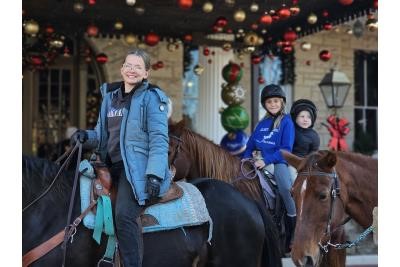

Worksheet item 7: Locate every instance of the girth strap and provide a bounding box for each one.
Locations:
[93,195,117,262]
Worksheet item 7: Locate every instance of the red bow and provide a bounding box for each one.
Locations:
[324,115,350,151]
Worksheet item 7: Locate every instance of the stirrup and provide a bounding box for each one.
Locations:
[97,257,114,267]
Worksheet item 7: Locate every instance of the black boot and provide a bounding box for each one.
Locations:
[285,215,296,253]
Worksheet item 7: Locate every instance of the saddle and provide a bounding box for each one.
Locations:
[89,158,183,212]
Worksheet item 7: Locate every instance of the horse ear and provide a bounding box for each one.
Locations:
[280,149,303,169]
[170,119,185,136]
[319,150,337,169]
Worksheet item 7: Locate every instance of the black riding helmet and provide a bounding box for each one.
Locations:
[260,84,286,111]
[290,99,317,127]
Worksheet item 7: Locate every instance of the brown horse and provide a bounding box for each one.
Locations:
[281,150,378,267]
[168,120,265,205]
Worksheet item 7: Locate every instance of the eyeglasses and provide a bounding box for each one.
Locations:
[122,63,144,72]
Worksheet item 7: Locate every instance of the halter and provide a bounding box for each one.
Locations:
[297,160,350,253]
[169,134,183,167]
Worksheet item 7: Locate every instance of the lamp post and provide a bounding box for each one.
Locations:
[318,68,351,112]
[319,68,352,151]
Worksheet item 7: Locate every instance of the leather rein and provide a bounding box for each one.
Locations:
[23,142,90,267]
[297,163,351,253]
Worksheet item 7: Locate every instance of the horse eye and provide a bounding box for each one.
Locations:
[319,192,328,201]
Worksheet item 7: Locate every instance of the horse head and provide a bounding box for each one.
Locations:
[168,120,192,181]
[282,150,347,267]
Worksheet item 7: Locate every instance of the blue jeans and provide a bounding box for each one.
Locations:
[111,162,144,267]
[271,163,296,216]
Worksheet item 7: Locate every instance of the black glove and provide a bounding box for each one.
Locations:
[70,129,88,146]
[146,175,161,199]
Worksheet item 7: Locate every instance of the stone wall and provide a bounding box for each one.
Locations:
[294,26,377,149]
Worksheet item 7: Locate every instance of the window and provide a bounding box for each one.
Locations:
[353,50,378,154]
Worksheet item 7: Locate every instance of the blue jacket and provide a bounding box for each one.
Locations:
[242,114,295,165]
[85,80,171,205]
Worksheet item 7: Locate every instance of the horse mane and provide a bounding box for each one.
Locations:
[22,155,73,208]
[181,128,241,182]
[337,151,377,171]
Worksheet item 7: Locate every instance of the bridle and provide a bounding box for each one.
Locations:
[169,134,183,167]
[297,159,350,253]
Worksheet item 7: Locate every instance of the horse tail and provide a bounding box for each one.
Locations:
[254,200,283,267]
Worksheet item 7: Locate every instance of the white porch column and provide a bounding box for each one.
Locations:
[194,46,234,144]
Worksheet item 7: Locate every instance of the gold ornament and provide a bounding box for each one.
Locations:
[73,2,84,13]
[193,64,205,75]
[126,0,136,6]
[233,9,246,22]
[366,18,378,32]
[114,21,124,30]
[24,19,40,36]
[300,41,311,51]
[307,13,318,24]
[243,32,259,46]
[134,5,145,15]
[222,43,232,51]
[250,2,259,12]
[167,42,177,52]
[124,33,137,46]
[225,0,235,7]
[256,37,264,46]
[202,1,213,13]
[49,38,64,48]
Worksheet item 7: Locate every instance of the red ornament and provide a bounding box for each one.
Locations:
[259,14,272,25]
[203,47,210,56]
[282,45,293,54]
[251,23,258,30]
[87,25,99,37]
[88,0,96,5]
[45,25,55,35]
[145,32,160,46]
[319,50,332,61]
[30,55,43,66]
[278,8,291,19]
[215,16,228,28]
[258,76,265,84]
[323,115,350,151]
[283,30,297,42]
[183,34,193,42]
[271,14,280,22]
[322,10,329,17]
[95,53,108,64]
[373,0,378,9]
[213,25,223,33]
[156,61,164,69]
[338,0,353,5]
[178,0,193,9]
[323,22,333,30]
[251,56,262,65]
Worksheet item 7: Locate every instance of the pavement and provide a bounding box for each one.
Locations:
[282,255,378,267]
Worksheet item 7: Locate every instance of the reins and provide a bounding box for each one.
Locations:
[169,134,183,167]
[297,162,373,253]
[22,142,82,213]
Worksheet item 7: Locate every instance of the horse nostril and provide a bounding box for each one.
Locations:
[305,256,314,266]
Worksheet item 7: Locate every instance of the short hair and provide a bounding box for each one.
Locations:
[125,48,151,71]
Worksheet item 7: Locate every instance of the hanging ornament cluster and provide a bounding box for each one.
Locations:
[219,61,249,156]
[323,115,350,151]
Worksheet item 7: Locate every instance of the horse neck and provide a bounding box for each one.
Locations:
[183,130,241,182]
[336,153,378,228]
